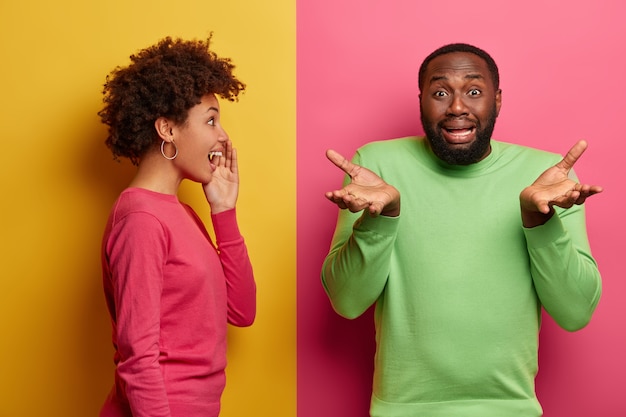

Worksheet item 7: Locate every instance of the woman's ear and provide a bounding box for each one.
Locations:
[155,117,173,141]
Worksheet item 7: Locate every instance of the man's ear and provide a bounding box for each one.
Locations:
[495,89,502,117]
[155,117,173,141]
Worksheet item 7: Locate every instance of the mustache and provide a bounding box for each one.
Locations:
[438,116,479,127]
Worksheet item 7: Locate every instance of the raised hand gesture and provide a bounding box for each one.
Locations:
[520,140,603,227]
[203,140,239,214]
[325,149,400,217]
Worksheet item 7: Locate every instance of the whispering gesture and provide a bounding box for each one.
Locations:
[204,140,239,214]
[325,149,400,217]
[520,140,603,227]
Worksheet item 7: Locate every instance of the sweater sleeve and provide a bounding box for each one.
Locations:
[321,204,399,319]
[106,212,171,417]
[523,203,602,331]
[321,150,400,319]
[211,208,256,327]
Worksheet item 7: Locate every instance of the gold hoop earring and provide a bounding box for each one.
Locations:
[160,140,178,160]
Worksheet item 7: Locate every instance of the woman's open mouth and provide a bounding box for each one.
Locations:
[208,151,222,162]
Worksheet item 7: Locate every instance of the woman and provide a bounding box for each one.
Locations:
[98,36,256,417]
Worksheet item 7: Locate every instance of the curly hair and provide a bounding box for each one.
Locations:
[98,35,245,165]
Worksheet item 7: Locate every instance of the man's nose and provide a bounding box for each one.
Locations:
[447,94,469,117]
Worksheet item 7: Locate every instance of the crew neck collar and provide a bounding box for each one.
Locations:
[124,187,180,202]
[419,137,500,176]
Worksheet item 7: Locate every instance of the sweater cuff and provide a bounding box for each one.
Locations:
[354,211,400,236]
[211,208,242,243]
[523,213,566,249]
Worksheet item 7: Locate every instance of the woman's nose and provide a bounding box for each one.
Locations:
[218,127,229,143]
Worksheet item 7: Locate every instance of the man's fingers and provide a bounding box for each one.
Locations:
[326,149,358,177]
[557,140,588,171]
[538,200,552,214]
[325,187,374,213]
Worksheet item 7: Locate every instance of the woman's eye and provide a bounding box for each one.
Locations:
[208,118,215,126]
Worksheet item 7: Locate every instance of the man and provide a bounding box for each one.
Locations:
[321,43,602,417]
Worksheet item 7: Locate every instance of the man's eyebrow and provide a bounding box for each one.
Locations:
[429,73,485,85]
[464,73,484,81]
[429,75,448,84]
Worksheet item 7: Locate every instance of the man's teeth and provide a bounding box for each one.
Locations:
[209,151,222,162]
[448,129,472,137]
[445,127,474,136]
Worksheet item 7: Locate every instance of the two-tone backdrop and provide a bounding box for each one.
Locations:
[1,0,623,416]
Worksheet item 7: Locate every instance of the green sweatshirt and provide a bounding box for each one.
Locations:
[321,137,601,417]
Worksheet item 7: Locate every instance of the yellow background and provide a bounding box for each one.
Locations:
[0,1,295,416]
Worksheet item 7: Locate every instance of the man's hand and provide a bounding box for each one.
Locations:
[520,140,603,227]
[325,149,400,217]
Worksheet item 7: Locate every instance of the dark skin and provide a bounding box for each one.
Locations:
[519,139,603,227]
[326,52,603,226]
[325,149,401,217]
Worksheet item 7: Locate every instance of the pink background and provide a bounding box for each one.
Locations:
[297,1,625,416]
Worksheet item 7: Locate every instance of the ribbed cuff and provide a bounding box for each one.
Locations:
[211,208,242,243]
[523,213,565,249]
[355,211,400,236]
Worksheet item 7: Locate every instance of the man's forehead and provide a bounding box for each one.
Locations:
[426,52,490,76]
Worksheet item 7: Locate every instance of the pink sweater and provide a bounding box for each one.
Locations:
[100,188,256,417]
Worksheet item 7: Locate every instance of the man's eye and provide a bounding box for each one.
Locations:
[468,89,481,96]
[434,91,447,97]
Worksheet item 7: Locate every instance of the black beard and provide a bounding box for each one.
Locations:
[421,107,498,165]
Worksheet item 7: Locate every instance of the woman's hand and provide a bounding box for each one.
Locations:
[203,140,239,214]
